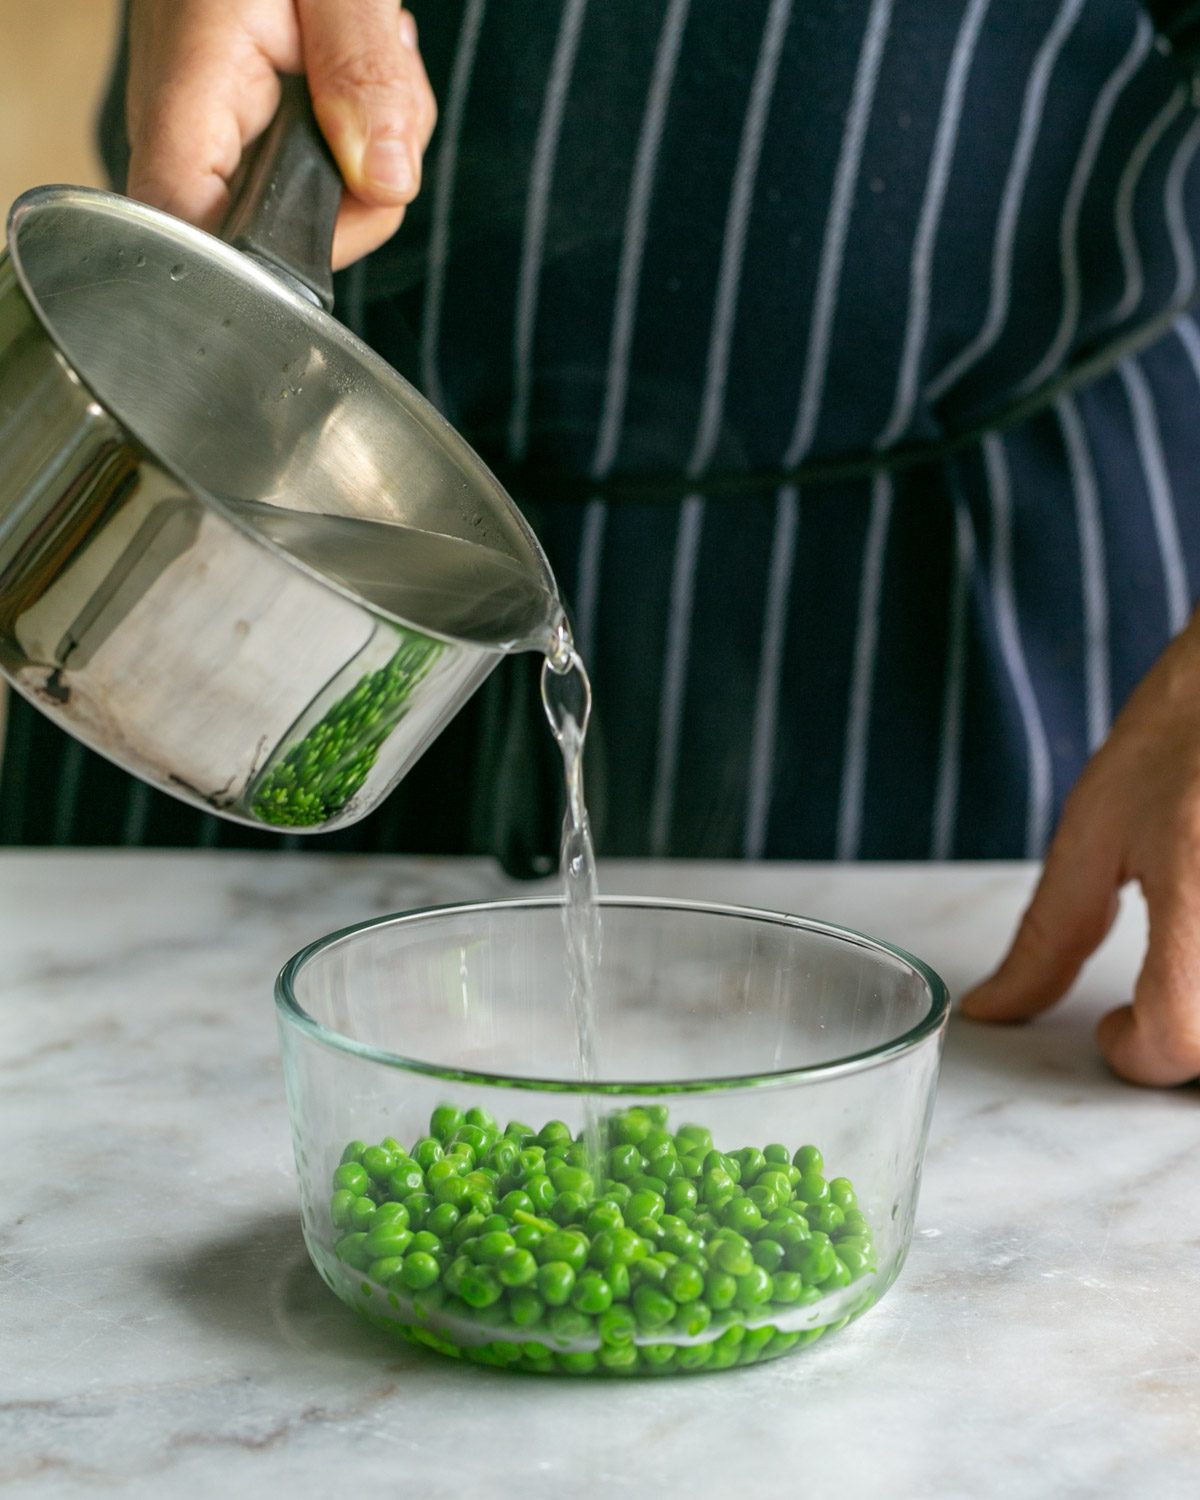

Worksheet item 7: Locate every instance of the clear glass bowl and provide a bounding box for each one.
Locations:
[276,897,948,1376]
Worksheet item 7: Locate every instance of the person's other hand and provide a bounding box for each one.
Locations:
[126,0,436,269]
[961,613,1200,1086]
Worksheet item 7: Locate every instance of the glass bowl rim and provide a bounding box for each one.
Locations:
[275,896,950,1094]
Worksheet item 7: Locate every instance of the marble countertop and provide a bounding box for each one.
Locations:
[3,851,1198,1498]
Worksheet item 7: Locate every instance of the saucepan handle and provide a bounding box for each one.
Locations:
[220,74,342,313]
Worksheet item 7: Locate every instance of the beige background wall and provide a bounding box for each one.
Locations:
[0,0,120,208]
[0,0,122,761]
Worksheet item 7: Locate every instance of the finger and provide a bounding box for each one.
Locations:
[126,12,283,230]
[331,194,408,270]
[960,784,1122,1023]
[1097,873,1200,1086]
[299,0,434,209]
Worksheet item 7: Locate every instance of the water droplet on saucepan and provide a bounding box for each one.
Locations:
[169,263,188,281]
[135,253,146,268]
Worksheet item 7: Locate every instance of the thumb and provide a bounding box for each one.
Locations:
[961,784,1121,1023]
[299,0,429,207]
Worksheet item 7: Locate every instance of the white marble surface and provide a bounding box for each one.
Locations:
[2,852,1198,1499]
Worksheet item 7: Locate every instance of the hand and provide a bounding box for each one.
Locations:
[961,612,1200,1087]
[125,0,436,269]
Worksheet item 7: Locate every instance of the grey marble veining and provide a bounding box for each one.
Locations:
[2,852,1198,1499]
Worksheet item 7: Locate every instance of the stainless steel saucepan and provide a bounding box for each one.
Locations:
[0,78,563,834]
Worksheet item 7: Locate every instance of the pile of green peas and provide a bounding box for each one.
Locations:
[324,1103,877,1376]
[252,628,441,827]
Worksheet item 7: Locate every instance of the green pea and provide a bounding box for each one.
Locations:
[400,1191,432,1227]
[722,1198,764,1235]
[763,1143,791,1165]
[500,1190,534,1219]
[489,1139,520,1175]
[433,1176,470,1209]
[796,1238,838,1285]
[742,1326,775,1361]
[673,1300,711,1338]
[363,1224,415,1260]
[665,1261,705,1303]
[525,1173,556,1212]
[586,1202,624,1235]
[558,1350,598,1374]
[632,1284,675,1330]
[361,1145,396,1182]
[705,1270,738,1310]
[519,1145,546,1174]
[752,1238,785,1273]
[712,1239,755,1277]
[793,1145,824,1175]
[412,1138,443,1170]
[571,1272,613,1314]
[425,1158,461,1188]
[771,1270,805,1304]
[511,1224,543,1251]
[387,1163,425,1199]
[537,1120,572,1148]
[464,1106,498,1134]
[451,1210,488,1246]
[400,1251,441,1291]
[603,1181,633,1208]
[547,1306,591,1341]
[775,1219,812,1250]
[823,1256,853,1288]
[473,1230,515,1264]
[537,1261,576,1306]
[548,1163,594,1199]
[508,1288,545,1327]
[609,1109,653,1146]
[640,1343,676,1368]
[626,1189,665,1223]
[410,1230,441,1255]
[534,1230,588,1273]
[676,1342,713,1371]
[334,1232,370,1268]
[497,1248,539,1287]
[676,1123,713,1154]
[756,1168,794,1200]
[458,1265,502,1307]
[633,1217,665,1245]
[339,1141,366,1166]
[443,1254,471,1295]
[811,1204,845,1237]
[551,1191,589,1226]
[842,1209,869,1235]
[634,1255,669,1286]
[452,1124,491,1156]
[606,1262,631,1301]
[368,1255,406,1284]
[332,1162,369,1196]
[597,1305,637,1347]
[736,1265,773,1310]
[644,1105,670,1127]
[836,1243,873,1276]
[747,1186,783,1217]
[647,1156,683,1183]
[734,1147,766,1185]
[667,1179,699,1213]
[423,1203,459,1240]
[330,1189,356,1228]
[430,1105,465,1141]
[606,1146,642,1182]
[349,1195,378,1232]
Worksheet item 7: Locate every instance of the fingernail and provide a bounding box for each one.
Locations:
[399,10,418,49]
[364,136,415,195]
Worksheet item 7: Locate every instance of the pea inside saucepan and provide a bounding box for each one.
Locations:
[319,1106,879,1376]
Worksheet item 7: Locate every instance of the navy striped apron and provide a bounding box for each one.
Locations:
[4,0,1200,874]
